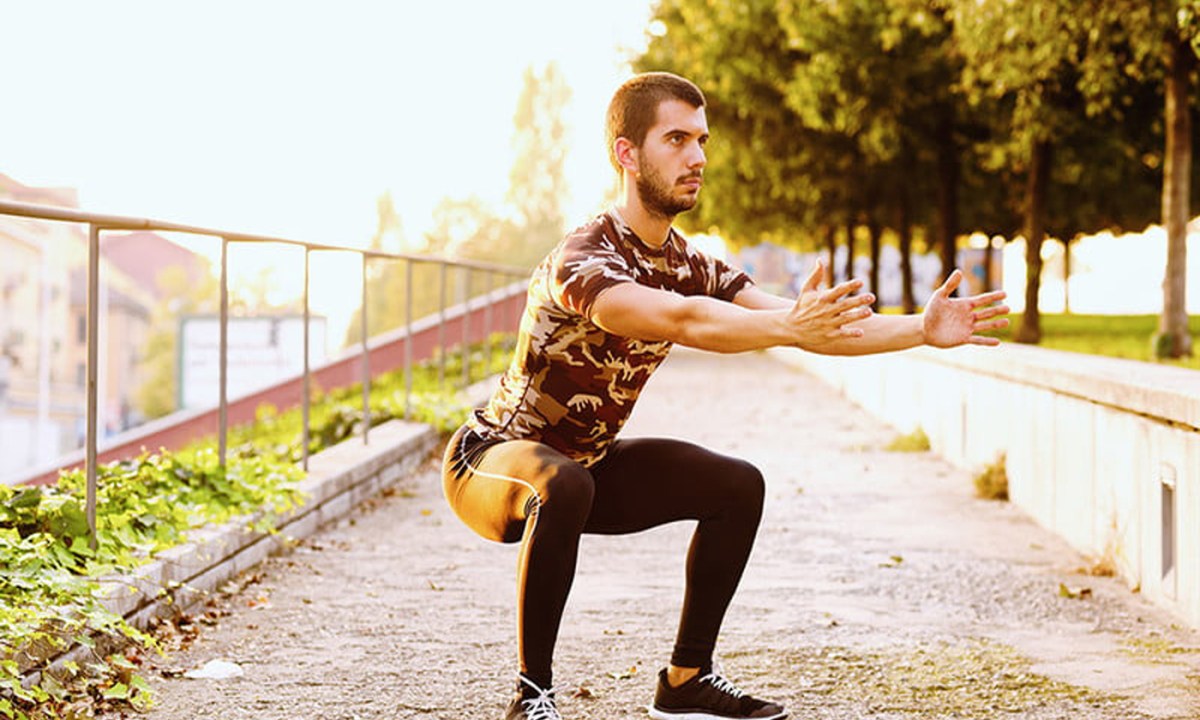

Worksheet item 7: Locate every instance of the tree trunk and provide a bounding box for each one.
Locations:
[1016,139,1052,344]
[824,225,837,288]
[1062,237,1071,315]
[897,153,916,313]
[1156,34,1194,358]
[868,216,881,311]
[843,220,856,284]
[936,105,960,290]
[983,238,994,293]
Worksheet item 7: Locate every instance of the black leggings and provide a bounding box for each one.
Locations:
[442,425,766,687]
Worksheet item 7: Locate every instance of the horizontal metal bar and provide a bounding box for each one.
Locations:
[0,198,529,278]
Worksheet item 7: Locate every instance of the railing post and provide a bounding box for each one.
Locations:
[438,261,448,389]
[219,237,229,469]
[85,224,100,550]
[360,253,370,444]
[302,248,311,471]
[405,259,414,421]
[484,271,495,374]
[461,266,471,388]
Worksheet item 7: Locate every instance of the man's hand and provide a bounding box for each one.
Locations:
[788,261,876,348]
[922,269,1010,348]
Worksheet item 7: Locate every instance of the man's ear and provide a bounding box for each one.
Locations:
[614,137,640,177]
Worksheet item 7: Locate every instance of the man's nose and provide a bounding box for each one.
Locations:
[688,142,706,168]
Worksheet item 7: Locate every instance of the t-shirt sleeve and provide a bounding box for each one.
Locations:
[549,230,636,320]
[704,252,755,302]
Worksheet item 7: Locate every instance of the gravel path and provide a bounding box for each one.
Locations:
[115,349,1200,719]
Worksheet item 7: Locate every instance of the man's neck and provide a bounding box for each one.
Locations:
[613,199,674,249]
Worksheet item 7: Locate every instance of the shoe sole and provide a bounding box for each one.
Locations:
[646,706,787,720]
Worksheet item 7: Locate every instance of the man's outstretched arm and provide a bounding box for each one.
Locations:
[733,263,1010,356]
[588,270,876,354]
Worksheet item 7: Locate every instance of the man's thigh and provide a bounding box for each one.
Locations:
[583,437,757,534]
[445,435,589,543]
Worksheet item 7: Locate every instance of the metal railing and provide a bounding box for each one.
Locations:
[0,198,529,547]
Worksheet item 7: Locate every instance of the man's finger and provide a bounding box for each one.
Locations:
[974,305,1010,321]
[936,269,963,298]
[828,326,865,339]
[967,335,1002,347]
[801,261,824,294]
[968,290,1007,307]
[838,292,875,310]
[835,306,873,324]
[824,278,864,303]
[974,318,1010,332]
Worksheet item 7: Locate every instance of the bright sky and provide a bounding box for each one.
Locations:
[2,0,659,346]
[3,0,658,240]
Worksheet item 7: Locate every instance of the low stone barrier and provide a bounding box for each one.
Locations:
[770,343,1200,629]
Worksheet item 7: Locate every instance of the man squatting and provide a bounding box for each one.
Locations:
[441,72,1009,720]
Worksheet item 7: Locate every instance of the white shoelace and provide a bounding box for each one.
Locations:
[699,669,746,698]
[518,677,561,720]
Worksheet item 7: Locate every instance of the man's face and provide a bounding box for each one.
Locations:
[633,99,708,219]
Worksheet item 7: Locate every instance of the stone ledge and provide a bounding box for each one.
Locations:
[908,343,1199,430]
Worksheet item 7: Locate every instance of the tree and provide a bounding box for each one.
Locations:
[456,63,572,269]
[953,0,1166,343]
[504,63,572,267]
[636,0,838,252]
[345,63,571,347]
[1066,0,1199,357]
[640,0,975,310]
[1159,29,1195,357]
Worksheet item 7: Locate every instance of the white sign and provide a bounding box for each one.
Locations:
[179,316,327,409]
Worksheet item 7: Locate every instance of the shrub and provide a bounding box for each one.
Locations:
[974,453,1009,501]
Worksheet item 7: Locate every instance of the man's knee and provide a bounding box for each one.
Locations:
[724,458,765,515]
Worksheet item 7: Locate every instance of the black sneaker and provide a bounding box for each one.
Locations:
[505,676,562,720]
[648,667,787,719]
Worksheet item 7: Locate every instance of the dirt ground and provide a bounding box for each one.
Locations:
[108,349,1200,719]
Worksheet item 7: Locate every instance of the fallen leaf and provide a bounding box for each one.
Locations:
[608,665,638,680]
[1058,583,1092,600]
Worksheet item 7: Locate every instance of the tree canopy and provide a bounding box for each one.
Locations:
[637,0,1194,355]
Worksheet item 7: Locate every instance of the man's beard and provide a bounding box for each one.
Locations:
[636,155,701,219]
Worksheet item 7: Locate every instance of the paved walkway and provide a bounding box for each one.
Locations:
[120,349,1200,719]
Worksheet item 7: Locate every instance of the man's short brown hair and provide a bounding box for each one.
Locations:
[606,72,706,173]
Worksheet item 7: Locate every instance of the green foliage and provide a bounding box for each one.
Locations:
[885,427,931,452]
[1,337,512,717]
[974,453,1009,501]
[0,451,303,718]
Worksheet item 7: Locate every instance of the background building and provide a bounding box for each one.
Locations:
[0,174,175,480]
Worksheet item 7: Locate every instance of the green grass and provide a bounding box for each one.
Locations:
[989,314,1199,371]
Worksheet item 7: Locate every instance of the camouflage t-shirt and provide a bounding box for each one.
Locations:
[466,210,753,467]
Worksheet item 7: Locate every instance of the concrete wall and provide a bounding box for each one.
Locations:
[770,343,1200,629]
